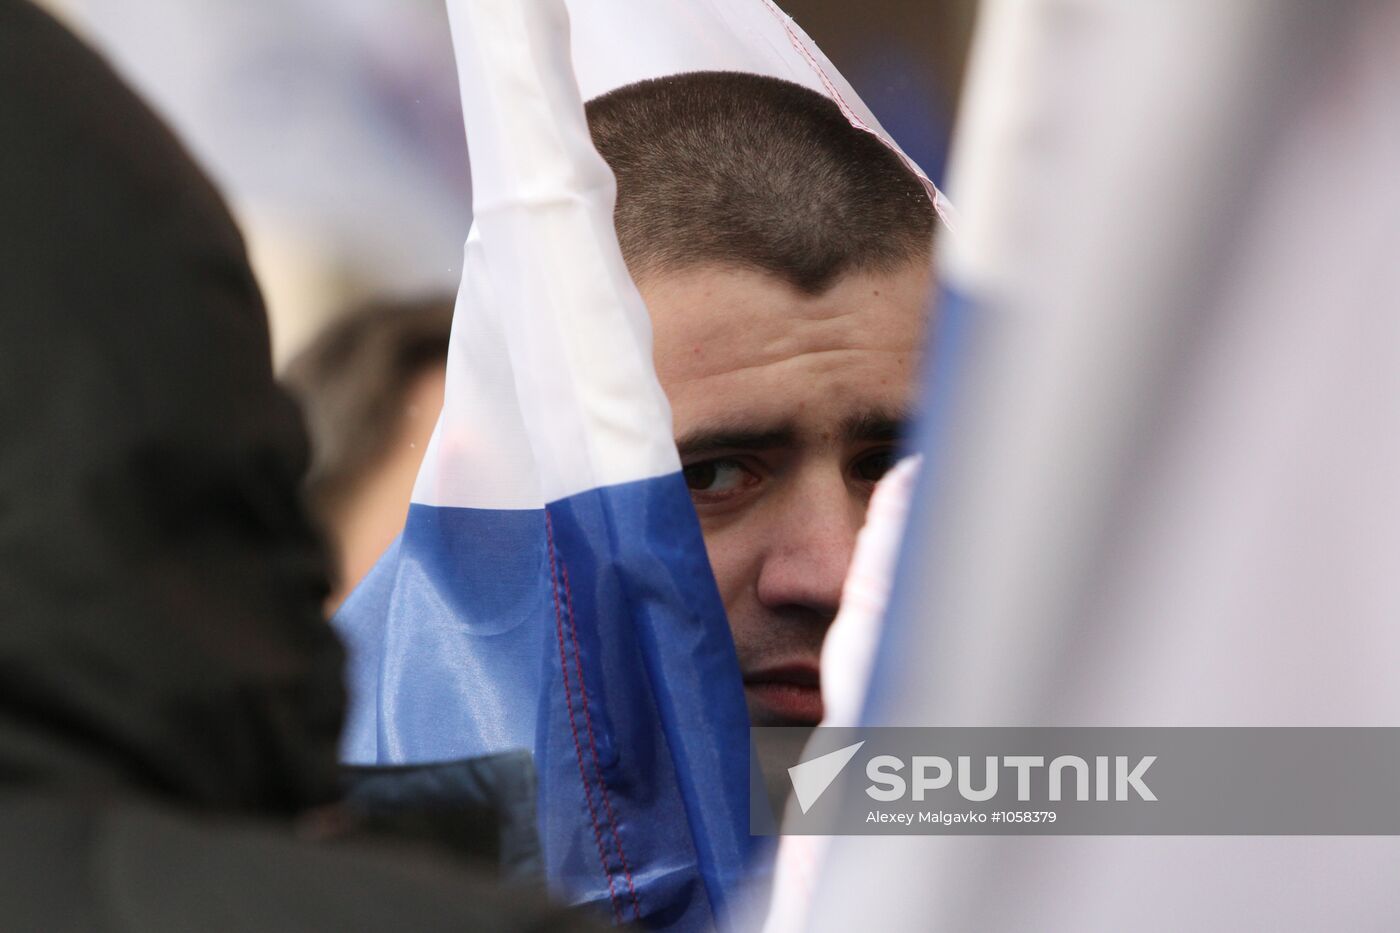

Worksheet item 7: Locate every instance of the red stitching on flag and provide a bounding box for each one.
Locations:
[561,561,644,922]
[546,512,624,924]
[759,0,869,129]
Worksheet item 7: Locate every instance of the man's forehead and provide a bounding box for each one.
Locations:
[641,261,931,389]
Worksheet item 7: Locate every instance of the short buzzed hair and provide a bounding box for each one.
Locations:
[586,71,934,295]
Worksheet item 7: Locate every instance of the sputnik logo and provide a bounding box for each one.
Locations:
[788,741,866,813]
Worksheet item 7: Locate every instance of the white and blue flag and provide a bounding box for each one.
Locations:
[332,0,946,928]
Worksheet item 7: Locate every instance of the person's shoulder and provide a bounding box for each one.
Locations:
[0,793,600,933]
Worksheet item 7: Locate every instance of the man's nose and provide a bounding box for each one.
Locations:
[753,473,863,618]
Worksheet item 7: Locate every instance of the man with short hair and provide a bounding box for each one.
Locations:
[586,71,936,725]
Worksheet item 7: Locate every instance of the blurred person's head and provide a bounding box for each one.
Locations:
[283,298,453,609]
[586,72,935,725]
[0,0,343,814]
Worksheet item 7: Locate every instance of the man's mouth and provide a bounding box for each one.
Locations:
[743,664,823,725]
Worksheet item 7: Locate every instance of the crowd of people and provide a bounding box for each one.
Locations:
[13,0,1393,928]
[2,0,939,927]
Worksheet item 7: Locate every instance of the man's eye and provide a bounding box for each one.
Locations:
[683,458,754,495]
[853,448,897,484]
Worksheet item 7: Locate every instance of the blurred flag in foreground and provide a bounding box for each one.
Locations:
[774,1,1400,930]
[331,0,946,928]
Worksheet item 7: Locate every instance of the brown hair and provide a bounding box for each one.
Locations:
[282,297,452,517]
[586,71,934,295]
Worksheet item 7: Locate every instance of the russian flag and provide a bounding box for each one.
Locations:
[332,0,949,928]
[333,1,750,927]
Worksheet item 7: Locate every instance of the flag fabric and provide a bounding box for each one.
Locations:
[558,0,956,233]
[330,0,947,928]
[783,1,1400,930]
[334,1,747,926]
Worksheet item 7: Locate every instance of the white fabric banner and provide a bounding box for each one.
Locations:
[793,1,1400,930]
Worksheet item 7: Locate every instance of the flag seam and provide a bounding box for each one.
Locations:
[758,0,946,223]
[546,511,625,923]
[561,558,644,921]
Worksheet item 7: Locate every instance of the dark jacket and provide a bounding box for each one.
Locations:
[0,2,590,929]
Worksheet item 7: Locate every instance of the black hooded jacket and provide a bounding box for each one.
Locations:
[0,2,588,929]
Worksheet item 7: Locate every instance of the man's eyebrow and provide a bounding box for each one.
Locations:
[675,422,798,458]
[841,409,915,444]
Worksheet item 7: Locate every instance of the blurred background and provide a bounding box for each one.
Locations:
[38,0,974,365]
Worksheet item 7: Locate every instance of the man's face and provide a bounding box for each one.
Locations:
[641,260,931,725]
